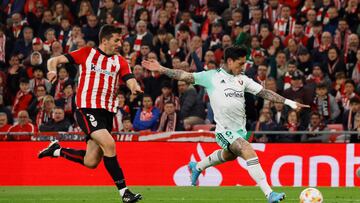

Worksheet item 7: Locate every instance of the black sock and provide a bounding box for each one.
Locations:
[103,155,127,190]
[60,148,86,165]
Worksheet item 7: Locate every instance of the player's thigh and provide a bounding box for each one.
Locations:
[84,139,103,168]
[215,130,250,151]
[91,129,116,155]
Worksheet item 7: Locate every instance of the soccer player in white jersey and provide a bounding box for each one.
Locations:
[142,46,309,203]
[38,25,142,203]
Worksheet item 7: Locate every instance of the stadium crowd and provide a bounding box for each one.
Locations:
[0,0,360,143]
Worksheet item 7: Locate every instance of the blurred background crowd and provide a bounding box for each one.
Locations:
[0,0,360,143]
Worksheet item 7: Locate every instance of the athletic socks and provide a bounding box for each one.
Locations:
[246,157,273,197]
[58,148,86,165]
[103,155,127,195]
[196,149,226,171]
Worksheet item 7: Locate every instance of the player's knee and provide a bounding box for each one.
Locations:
[101,139,116,155]
[84,161,99,169]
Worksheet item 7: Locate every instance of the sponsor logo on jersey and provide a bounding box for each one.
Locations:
[90,63,116,77]
[224,88,244,98]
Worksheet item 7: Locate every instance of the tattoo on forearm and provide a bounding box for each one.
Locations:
[162,68,194,83]
[257,89,285,103]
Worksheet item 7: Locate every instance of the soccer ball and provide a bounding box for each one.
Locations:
[299,188,323,203]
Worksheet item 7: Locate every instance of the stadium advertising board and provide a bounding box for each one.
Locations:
[0,142,359,186]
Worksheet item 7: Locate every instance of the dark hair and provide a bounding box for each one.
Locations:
[164,101,175,105]
[35,84,46,91]
[345,79,355,87]
[350,97,360,104]
[99,24,121,43]
[178,24,190,33]
[224,46,247,62]
[122,115,132,122]
[19,77,29,84]
[310,111,321,117]
[287,59,297,66]
[316,82,328,89]
[53,106,64,111]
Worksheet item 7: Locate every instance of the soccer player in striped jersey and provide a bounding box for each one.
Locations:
[38,25,142,203]
[142,46,309,203]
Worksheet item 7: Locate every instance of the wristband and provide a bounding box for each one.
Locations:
[284,99,297,109]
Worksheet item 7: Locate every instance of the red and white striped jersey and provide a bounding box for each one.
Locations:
[65,47,133,113]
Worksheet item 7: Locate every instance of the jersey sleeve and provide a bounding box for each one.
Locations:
[193,70,216,88]
[242,75,263,95]
[64,47,92,65]
[118,56,134,82]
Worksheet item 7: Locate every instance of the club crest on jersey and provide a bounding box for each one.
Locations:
[90,63,116,77]
[224,88,244,98]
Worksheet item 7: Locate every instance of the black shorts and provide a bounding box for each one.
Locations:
[75,108,115,142]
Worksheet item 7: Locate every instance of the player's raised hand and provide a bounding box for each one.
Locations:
[47,71,57,83]
[141,59,162,72]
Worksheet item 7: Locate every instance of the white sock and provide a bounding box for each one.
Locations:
[53,149,61,157]
[119,187,128,196]
[246,157,273,197]
[196,149,226,171]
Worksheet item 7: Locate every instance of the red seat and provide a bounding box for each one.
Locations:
[192,124,215,131]
[327,124,344,143]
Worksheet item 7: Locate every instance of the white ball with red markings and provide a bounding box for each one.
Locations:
[299,188,323,203]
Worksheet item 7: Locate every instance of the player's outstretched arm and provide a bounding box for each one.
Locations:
[126,78,143,95]
[142,60,194,84]
[256,88,310,110]
[47,55,69,82]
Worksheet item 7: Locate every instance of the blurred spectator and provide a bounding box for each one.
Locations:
[98,0,122,25]
[311,31,333,64]
[331,72,347,96]
[113,93,130,132]
[271,102,288,126]
[121,115,134,133]
[120,40,136,67]
[28,84,47,121]
[176,24,192,55]
[352,49,360,84]
[283,70,313,106]
[76,0,94,26]
[347,34,359,74]
[55,80,76,125]
[12,78,34,119]
[306,64,332,92]
[259,25,274,50]
[35,95,55,127]
[50,40,64,57]
[312,82,340,124]
[304,9,317,37]
[43,28,57,54]
[25,51,44,78]
[200,8,221,41]
[39,107,70,132]
[284,21,308,47]
[50,66,69,100]
[29,66,51,93]
[301,111,329,143]
[274,5,295,39]
[38,9,60,40]
[8,110,37,141]
[58,17,72,53]
[12,26,33,59]
[178,80,205,130]
[157,101,184,132]
[175,10,199,35]
[344,0,360,33]
[323,46,346,81]
[343,97,360,130]
[350,113,360,143]
[0,112,11,134]
[268,50,287,80]
[122,0,143,30]
[334,19,351,54]
[251,107,278,143]
[130,20,153,54]
[51,1,73,25]
[323,7,338,35]
[155,81,180,113]
[10,13,28,40]
[277,110,305,142]
[133,95,160,131]
[154,28,171,65]
[306,21,323,51]
[279,59,299,90]
[336,79,360,112]
[135,43,152,65]
[82,14,100,45]
[263,0,282,25]
[68,25,85,52]
[296,47,312,76]
[253,64,268,87]
[135,8,154,34]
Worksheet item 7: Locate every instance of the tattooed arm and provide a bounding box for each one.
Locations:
[257,88,310,110]
[142,60,194,83]
[256,89,286,103]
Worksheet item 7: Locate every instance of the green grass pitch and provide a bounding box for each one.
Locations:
[0,186,359,203]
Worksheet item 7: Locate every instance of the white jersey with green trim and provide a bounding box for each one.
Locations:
[193,68,263,132]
